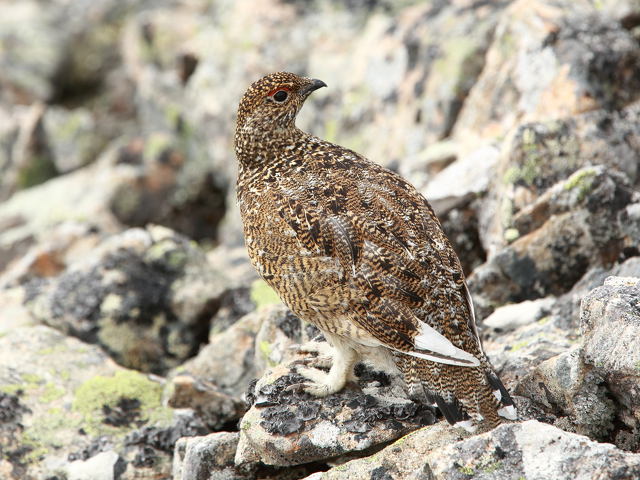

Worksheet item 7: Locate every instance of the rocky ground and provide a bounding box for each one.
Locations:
[1,0,640,479]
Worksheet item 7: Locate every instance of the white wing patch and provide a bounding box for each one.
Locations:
[405,321,480,367]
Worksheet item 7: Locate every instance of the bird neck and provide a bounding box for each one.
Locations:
[235,122,307,168]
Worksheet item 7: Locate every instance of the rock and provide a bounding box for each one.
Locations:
[426,420,640,480]
[253,305,305,373]
[0,221,101,289]
[310,420,640,479]
[470,166,634,307]
[478,100,640,256]
[0,2,64,103]
[550,256,640,331]
[453,0,640,144]
[482,314,572,389]
[173,432,254,480]
[483,297,555,333]
[43,106,107,174]
[108,135,227,242]
[27,225,227,374]
[165,375,245,431]
[167,305,266,400]
[301,423,463,480]
[514,275,640,450]
[0,103,60,200]
[580,276,640,441]
[0,325,195,479]
[516,346,616,440]
[0,146,132,272]
[65,450,124,480]
[235,360,436,467]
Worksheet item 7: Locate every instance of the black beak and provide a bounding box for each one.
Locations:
[300,78,327,96]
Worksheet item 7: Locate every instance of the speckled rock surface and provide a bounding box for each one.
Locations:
[453,0,640,144]
[166,305,266,401]
[236,361,436,467]
[27,225,227,374]
[304,420,640,480]
[580,276,640,448]
[470,165,637,311]
[173,432,253,480]
[0,325,205,479]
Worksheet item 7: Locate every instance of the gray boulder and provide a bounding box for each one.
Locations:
[27,225,227,374]
[307,420,640,480]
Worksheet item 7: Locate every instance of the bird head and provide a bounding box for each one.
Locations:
[235,72,327,135]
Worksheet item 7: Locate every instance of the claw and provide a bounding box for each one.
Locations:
[285,383,310,393]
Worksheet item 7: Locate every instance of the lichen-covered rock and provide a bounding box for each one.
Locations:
[0,325,202,479]
[471,166,635,307]
[478,101,640,256]
[0,146,134,273]
[453,0,640,144]
[173,432,254,480]
[0,2,64,104]
[482,314,572,389]
[108,135,227,242]
[43,106,108,174]
[27,225,227,374]
[579,276,640,446]
[308,420,640,480]
[166,305,266,400]
[516,346,616,441]
[549,256,640,332]
[235,361,436,467]
[513,275,640,451]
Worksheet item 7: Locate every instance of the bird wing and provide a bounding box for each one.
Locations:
[275,158,484,368]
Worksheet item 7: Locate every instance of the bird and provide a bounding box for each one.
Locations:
[234,72,516,431]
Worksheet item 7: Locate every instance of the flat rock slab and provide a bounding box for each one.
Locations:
[236,362,437,467]
[307,420,640,480]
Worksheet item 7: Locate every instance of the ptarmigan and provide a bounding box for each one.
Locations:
[235,72,516,430]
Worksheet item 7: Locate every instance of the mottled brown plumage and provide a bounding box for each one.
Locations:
[235,72,516,430]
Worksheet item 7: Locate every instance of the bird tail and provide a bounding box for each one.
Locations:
[394,354,516,431]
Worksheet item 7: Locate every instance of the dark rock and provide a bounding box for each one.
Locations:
[471,166,635,308]
[236,361,437,466]
[109,136,227,242]
[27,226,227,374]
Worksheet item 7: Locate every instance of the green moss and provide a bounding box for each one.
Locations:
[37,345,65,356]
[482,460,503,473]
[41,383,65,403]
[21,408,82,463]
[145,239,188,271]
[0,384,25,394]
[17,154,59,189]
[511,339,531,352]
[563,167,597,202]
[458,465,475,475]
[504,228,520,243]
[537,316,551,325]
[72,370,167,435]
[250,279,281,308]
[22,373,43,385]
[258,341,277,367]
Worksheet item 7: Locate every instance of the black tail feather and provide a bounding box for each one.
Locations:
[486,371,514,406]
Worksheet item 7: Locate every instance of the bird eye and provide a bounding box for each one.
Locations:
[273,90,288,102]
